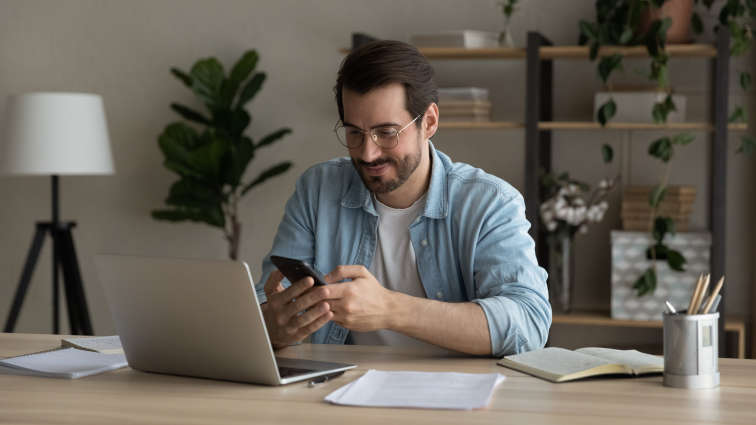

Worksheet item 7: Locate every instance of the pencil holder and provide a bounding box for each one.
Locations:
[663,311,719,389]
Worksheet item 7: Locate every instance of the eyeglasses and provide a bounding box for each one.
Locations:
[334,114,421,149]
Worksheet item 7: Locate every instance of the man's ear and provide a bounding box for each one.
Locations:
[423,102,439,140]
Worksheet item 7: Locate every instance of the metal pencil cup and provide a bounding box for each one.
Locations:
[663,311,719,389]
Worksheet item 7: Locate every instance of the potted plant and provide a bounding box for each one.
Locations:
[152,50,293,260]
[579,1,755,303]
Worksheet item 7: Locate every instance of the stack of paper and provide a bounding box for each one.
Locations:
[0,348,128,379]
[61,335,124,354]
[325,369,505,410]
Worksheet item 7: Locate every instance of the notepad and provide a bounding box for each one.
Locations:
[497,347,663,383]
[324,370,505,410]
[61,335,124,354]
[0,348,128,379]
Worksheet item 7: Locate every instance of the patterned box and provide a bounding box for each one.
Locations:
[611,230,711,321]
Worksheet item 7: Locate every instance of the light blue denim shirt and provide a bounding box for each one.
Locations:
[256,142,551,357]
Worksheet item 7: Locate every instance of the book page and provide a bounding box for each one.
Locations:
[61,336,123,354]
[576,347,663,374]
[498,347,619,381]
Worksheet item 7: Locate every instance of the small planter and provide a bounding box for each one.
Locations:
[611,230,710,320]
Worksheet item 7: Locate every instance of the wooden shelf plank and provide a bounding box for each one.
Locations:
[540,44,717,59]
[343,44,718,60]
[438,121,747,131]
[439,121,524,129]
[539,121,748,131]
[553,310,745,332]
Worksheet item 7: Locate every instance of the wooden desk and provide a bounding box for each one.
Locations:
[2,333,756,425]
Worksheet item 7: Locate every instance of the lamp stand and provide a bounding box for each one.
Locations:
[3,175,93,335]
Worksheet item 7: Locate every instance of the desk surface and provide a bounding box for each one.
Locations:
[2,333,755,425]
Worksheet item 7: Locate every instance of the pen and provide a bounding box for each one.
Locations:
[308,371,345,387]
[665,300,677,314]
[700,276,725,314]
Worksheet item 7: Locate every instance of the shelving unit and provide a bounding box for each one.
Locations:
[348,30,743,356]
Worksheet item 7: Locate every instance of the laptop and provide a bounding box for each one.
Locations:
[94,254,355,385]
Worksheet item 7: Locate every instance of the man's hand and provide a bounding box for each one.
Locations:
[260,270,333,349]
[324,265,396,332]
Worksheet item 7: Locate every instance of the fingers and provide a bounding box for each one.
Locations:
[324,265,368,284]
[283,284,330,318]
[292,308,333,341]
[263,270,285,298]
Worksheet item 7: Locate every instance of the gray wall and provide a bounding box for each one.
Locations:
[1,1,753,348]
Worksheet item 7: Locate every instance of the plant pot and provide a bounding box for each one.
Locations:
[611,230,711,321]
[639,0,694,44]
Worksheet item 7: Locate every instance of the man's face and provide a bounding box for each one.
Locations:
[341,83,424,194]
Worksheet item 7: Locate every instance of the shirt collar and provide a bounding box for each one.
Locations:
[341,140,448,219]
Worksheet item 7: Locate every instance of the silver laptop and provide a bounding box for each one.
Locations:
[94,254,355,385]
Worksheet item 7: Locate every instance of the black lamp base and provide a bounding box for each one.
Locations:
[3,221,93,335]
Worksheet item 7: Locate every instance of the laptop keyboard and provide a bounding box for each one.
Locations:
[278,366,315,378]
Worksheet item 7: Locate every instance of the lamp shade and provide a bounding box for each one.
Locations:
[0,92,114,175]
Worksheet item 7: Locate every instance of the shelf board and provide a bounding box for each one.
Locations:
[539,121,748,131]
[439,121,524,129]
[438,121,747,131]
[553,310,745,332]
[342,44,718,60]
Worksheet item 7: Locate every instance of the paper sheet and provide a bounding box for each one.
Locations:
[324,369,505,410]
[0,348,127,379]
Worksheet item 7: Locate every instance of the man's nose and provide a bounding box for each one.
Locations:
[356,133,382,163]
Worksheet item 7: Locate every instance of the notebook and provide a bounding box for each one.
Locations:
[0,348,127,379]
[61,335,124,355]
[497,347,663,383]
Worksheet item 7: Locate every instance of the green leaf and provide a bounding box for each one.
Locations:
[170,68,193,88]
[227,50,259,100]
[236,72,266,109]
[618,27,634,45]
[647,243,669,260]
[579,20,598,42]
[241,161,293,195]
[170,103,212,125]
[229,108,251,138]
[729,106,745,123]
[653,216,675,242]
[589,42,599,61]
[190,58,226,109]
[256,128,292,149]
[648,137,673,162]
[190,131,230,182]
[633,268,657,297]
[222,136,254,188]
[165,178,224,210]
[740,72,752,91]
[158,123,204,178]
[598,54,623,84]
[667,248,687,272]
[597,99,616,126]
[601,144,614,163]
[649,184,667,208]
[691,12,704,34]
[737,135,756,154]
[671,132,695,145]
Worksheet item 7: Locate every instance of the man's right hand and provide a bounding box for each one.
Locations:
[260,270,333,349]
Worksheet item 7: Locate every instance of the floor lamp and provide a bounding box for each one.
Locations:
[1,92,114,335]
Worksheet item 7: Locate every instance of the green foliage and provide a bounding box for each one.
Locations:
[152,50,293,257]
[597,98,617,126]
[633,268,657,296]
[652,94,676,123]
[602,144,614,163]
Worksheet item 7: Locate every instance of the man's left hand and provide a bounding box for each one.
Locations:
[323,265,396,332]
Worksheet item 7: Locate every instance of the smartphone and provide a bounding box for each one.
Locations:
[270,255,328,286]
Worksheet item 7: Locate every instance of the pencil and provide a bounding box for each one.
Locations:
[690,274,711,315]
[687,274,704,315]
[701,276,725,314]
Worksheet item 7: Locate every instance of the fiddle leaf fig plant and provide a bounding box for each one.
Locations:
[152,50,293,260]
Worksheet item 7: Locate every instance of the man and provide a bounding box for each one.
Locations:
[256,40,550,357]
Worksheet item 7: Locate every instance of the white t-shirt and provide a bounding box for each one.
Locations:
[350,193,440,350]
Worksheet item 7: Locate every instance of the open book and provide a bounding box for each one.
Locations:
[497,347,663,383]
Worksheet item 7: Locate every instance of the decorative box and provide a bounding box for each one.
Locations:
[611,230,710,320]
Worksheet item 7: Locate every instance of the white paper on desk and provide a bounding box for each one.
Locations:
[324,369,505,410]
[0,348,127,379]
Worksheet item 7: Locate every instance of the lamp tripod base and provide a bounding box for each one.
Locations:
[3,221,93,335]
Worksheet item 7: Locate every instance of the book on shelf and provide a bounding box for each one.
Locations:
[437,87,489,102]
[61,335,124,355]
[497,347,663,383]
[621,203,694,215]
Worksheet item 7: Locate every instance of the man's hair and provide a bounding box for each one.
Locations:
[335,40,438,127]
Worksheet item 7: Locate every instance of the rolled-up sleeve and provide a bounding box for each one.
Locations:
[470,190,551,357]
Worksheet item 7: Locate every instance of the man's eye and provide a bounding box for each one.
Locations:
[375,129,397,138]
[346,128,362,135]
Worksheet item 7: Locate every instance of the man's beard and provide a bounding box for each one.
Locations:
[352,145,422,194]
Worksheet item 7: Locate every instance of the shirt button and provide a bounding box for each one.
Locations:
[421,239,428,247]
[436,291,443,299]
